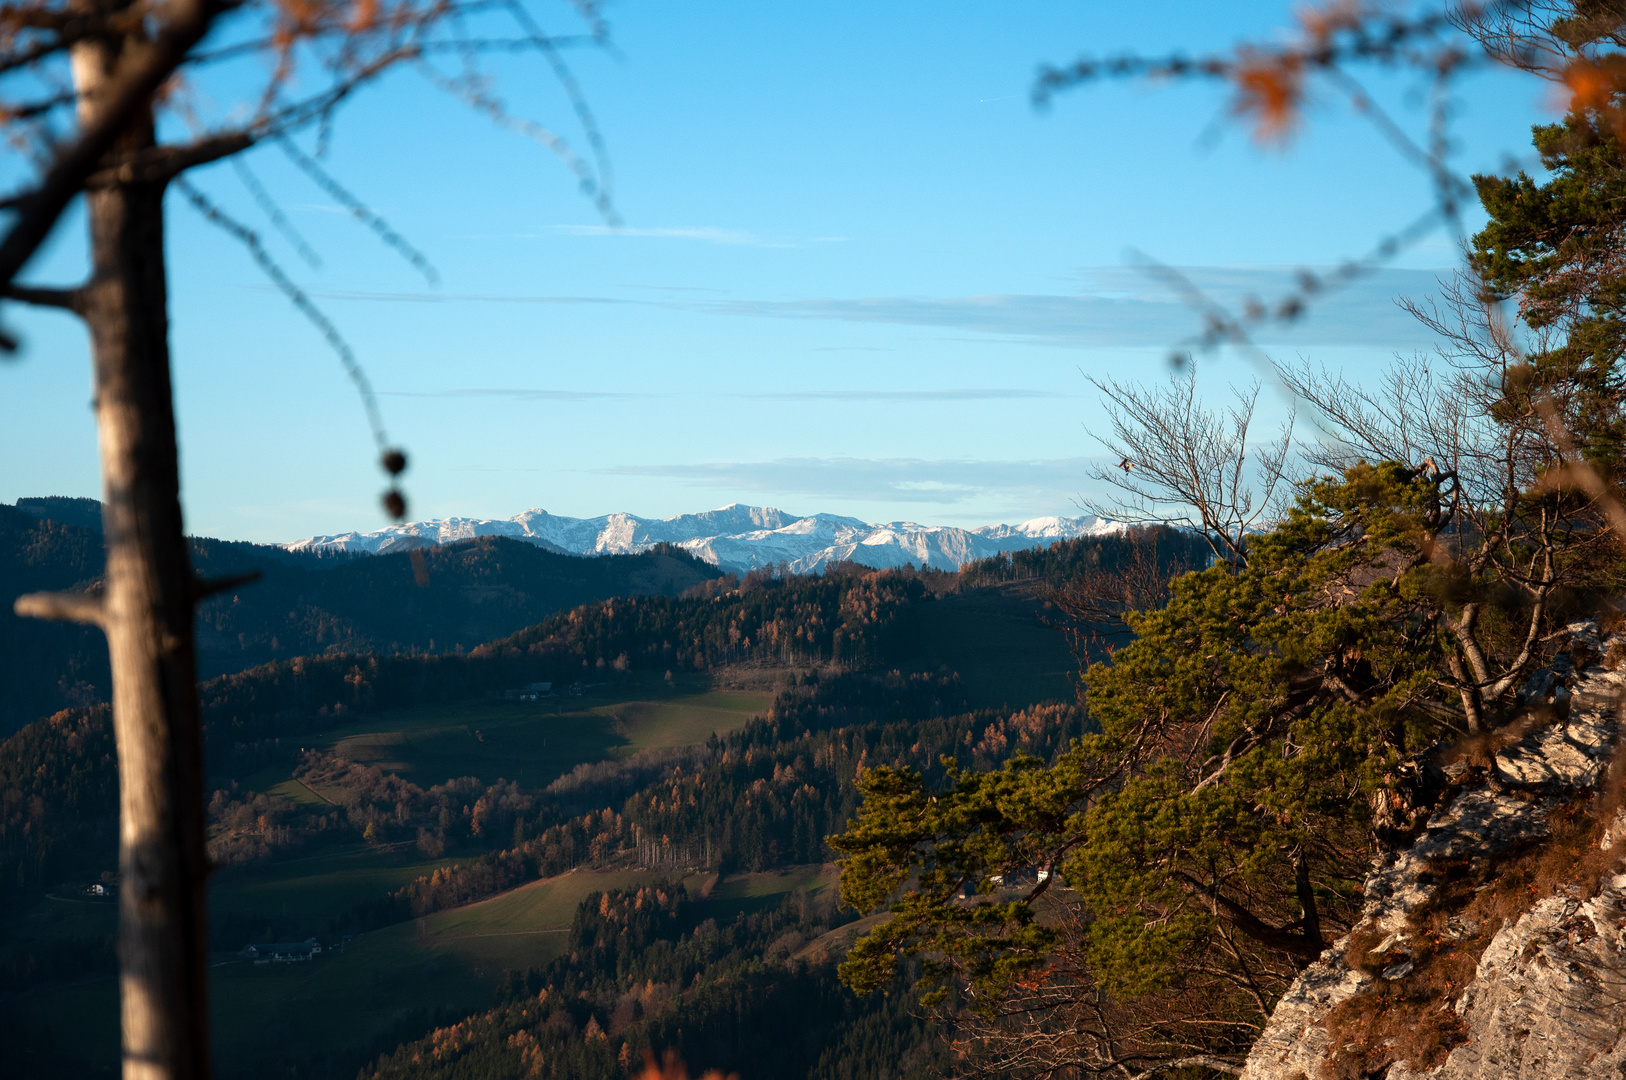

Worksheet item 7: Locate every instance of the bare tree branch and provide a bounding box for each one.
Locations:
[275,134,438,284]
[1083,367,1293,565]
[2,282,80,309]
[14,588,105,624]
[0,0,234,328]
[1125,1056,1245,1080]
[231,157,322,268]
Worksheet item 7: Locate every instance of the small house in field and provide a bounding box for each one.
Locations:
[242,937,322,964]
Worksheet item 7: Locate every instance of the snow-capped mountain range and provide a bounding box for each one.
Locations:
[283,504,1123,575]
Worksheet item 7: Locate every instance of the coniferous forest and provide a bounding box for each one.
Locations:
[1,492,1175,1079]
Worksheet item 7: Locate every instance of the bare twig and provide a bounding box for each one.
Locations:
[232,157,322,269]
[2,282,79,309]
[0,0,233,329]
[1083,367,1293,564]
[276,134,438,284]
[1535,397,1626,540]
[174,176,391,453]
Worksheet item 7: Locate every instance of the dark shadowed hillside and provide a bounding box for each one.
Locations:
[12,496,107,532]
[0,502,723,733]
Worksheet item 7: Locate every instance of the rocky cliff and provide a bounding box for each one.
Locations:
[1242,621,1626,1080]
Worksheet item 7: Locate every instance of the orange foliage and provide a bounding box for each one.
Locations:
[1556,56,1626,141]
[1232,50,1305,144]
[639,1050,737,1080]
[1560,57,1617,113]
[1295,0,1370,46]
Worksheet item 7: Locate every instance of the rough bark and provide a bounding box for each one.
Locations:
[77,24,211,1080]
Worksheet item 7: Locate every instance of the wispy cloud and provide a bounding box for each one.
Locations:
[550,225,848,248]
[703,267,1455,349]
[252,265,1454,350]
[378,388,654,401]
[617,284,729,294]
[743,388,1065,402]
[555,224,763,244]
[600,456,1099,506]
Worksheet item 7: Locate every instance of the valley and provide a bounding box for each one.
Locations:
[0,517,1181,1080]
[10,862,840,1080]
[3,667,838,1078]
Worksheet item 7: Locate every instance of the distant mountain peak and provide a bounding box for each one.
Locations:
[284,503,1123,574]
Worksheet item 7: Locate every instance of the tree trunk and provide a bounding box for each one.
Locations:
[1294,852,1323,955]
[74,32,212,1080]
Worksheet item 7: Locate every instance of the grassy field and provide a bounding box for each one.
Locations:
[5,891,118,943]
[7,864,837,1079]
[694,863,836,923]
[268,775,331,806]
[6,916,498,1080]
[413,867,679,970]
[316,685,771,790]
[918,582,1077,709]
[794,911,890,965]
[407,863,837,972]
[603,690,775,751]
[211,843,462,926]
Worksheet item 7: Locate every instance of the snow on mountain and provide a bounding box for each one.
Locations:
[283,503,1123,574]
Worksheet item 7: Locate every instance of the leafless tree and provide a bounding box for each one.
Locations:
[1083,368,1296,567]
[1279,275,1554,503]
[1274,273,1619,731]
[2,3,615,1078]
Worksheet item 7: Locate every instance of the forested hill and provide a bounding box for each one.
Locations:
[493,564,928,670]
[0,558,1040,913]
[0,510,1179,737]
[0,534,1120,1079]
[957,522,1210,587]
[0,502,722,734]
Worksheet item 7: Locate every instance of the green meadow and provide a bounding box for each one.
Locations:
[310,683,772,790]
[1,680,786,1076]
[211,679,774,937]
[211,843,464,926]
[8,865,839,1079]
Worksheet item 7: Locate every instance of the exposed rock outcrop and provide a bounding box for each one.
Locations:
[1242,622,1626,1080]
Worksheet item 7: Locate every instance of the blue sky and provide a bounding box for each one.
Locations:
[0,1,1556,542]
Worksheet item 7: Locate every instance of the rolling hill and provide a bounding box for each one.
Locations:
[0,501,723,733]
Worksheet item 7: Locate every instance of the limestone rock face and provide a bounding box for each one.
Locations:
[1241,623,1626,1080]
[1382,876,1626,1080]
